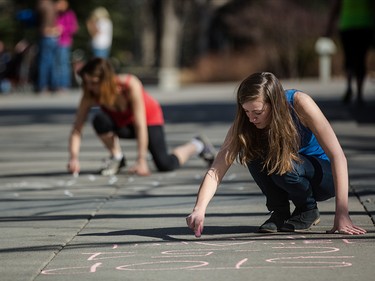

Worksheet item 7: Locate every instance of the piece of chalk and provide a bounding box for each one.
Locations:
[73,172,79,178]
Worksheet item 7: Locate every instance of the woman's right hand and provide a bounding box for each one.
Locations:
[186,210,205,238]
[67,158,80,175]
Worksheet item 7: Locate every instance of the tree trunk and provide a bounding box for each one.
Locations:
[158,0,181,90]
[140,1,156,67]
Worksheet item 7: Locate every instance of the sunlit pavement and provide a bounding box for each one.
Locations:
[0,79,374,281]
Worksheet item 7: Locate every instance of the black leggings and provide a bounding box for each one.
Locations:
[92,111,180,172]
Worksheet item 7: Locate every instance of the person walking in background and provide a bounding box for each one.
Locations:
[0,41,12,94]
[35,0,60,94]
[67,58,216,176]
[186,72,367,237]
[55,0,78,92]
[86,7,113,59]
[326,0,375,105]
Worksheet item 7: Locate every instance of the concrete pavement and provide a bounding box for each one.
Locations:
[0,79,374,281]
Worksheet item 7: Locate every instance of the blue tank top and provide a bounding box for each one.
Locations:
[285,89,329,161]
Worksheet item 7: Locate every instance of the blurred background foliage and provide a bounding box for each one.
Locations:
[1,0,373,83]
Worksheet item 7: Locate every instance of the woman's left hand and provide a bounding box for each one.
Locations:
[327,213,367,235]
[128,159,151,176]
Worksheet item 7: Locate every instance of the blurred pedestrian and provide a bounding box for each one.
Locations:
[55,0,78,92]
[67,58,216,176]
[2,40,36,91]
[186,72,367,237]
[35,0,60,94]
[86,7,113,59]
[0,41,12,94]
[326,0,375,105]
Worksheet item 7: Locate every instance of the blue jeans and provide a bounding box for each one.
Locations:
[247,155,335,212]
[56,46,72,89]
[37,36,58,91]
[92,47,110,58]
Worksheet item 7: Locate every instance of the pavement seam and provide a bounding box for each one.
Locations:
[350,185,375,226]
[34,184,121,279]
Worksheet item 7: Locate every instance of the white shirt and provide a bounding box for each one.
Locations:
[92,18,113,49]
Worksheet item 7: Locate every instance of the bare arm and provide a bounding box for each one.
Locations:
[86,18,98,37]
[294,92,366,235]
[127,75,150,176]
[186,125,235,237]
[67,96,94,174]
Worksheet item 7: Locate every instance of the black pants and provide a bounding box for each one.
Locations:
[340,28,373,78]
[247,155,335,212]
[92,111,180,172]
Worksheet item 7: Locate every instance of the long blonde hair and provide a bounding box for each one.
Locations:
[225,72,301,175]
[79,57,118,106]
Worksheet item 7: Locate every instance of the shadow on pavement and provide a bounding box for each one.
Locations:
[1,230,374,254]
[1,99,375,125]
[78,225,260,240]
[0,170,99,178]
[316,99,375,124]
[78,226,375,242]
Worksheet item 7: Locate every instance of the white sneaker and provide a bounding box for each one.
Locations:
[99,156,126,176]
[195,135,217,166]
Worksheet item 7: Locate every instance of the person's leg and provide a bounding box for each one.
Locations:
[92,111,125,157]
[340,30,354,103]
[37,37,53,92]
[352,28,373,105]
[99,132,122,156]
[148,126,216,171]
[271,155,334,209]
[172,142,198,165]
[247,159,290,232]
[147,126,180,172]
[271,155,335,231]
[55,46,61,89]
[58,46,71,89]
[49,37,58,92]
[248,159,290,212]
[192,135,217,165]
[92,111,126,175]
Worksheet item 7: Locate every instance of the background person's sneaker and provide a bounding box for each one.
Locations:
[99,156,126,176]
[258,211,291,233]
[281,208,320,232]
[195,135,217,166]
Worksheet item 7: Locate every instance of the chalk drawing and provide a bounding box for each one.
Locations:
[41,237,356,275]
[153,249,214,258]
[271,246,340,255]
[194,241,255,247]
[83,251,135,261]
[116,260,209,271]
[265,256,353,268]
[41,263,102,275]
[235,258,248,269]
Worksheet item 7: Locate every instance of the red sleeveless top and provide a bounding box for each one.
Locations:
[100,75,164,127]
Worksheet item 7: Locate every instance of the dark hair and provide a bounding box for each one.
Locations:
[78,57,114,79]
[79,57,118,106]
